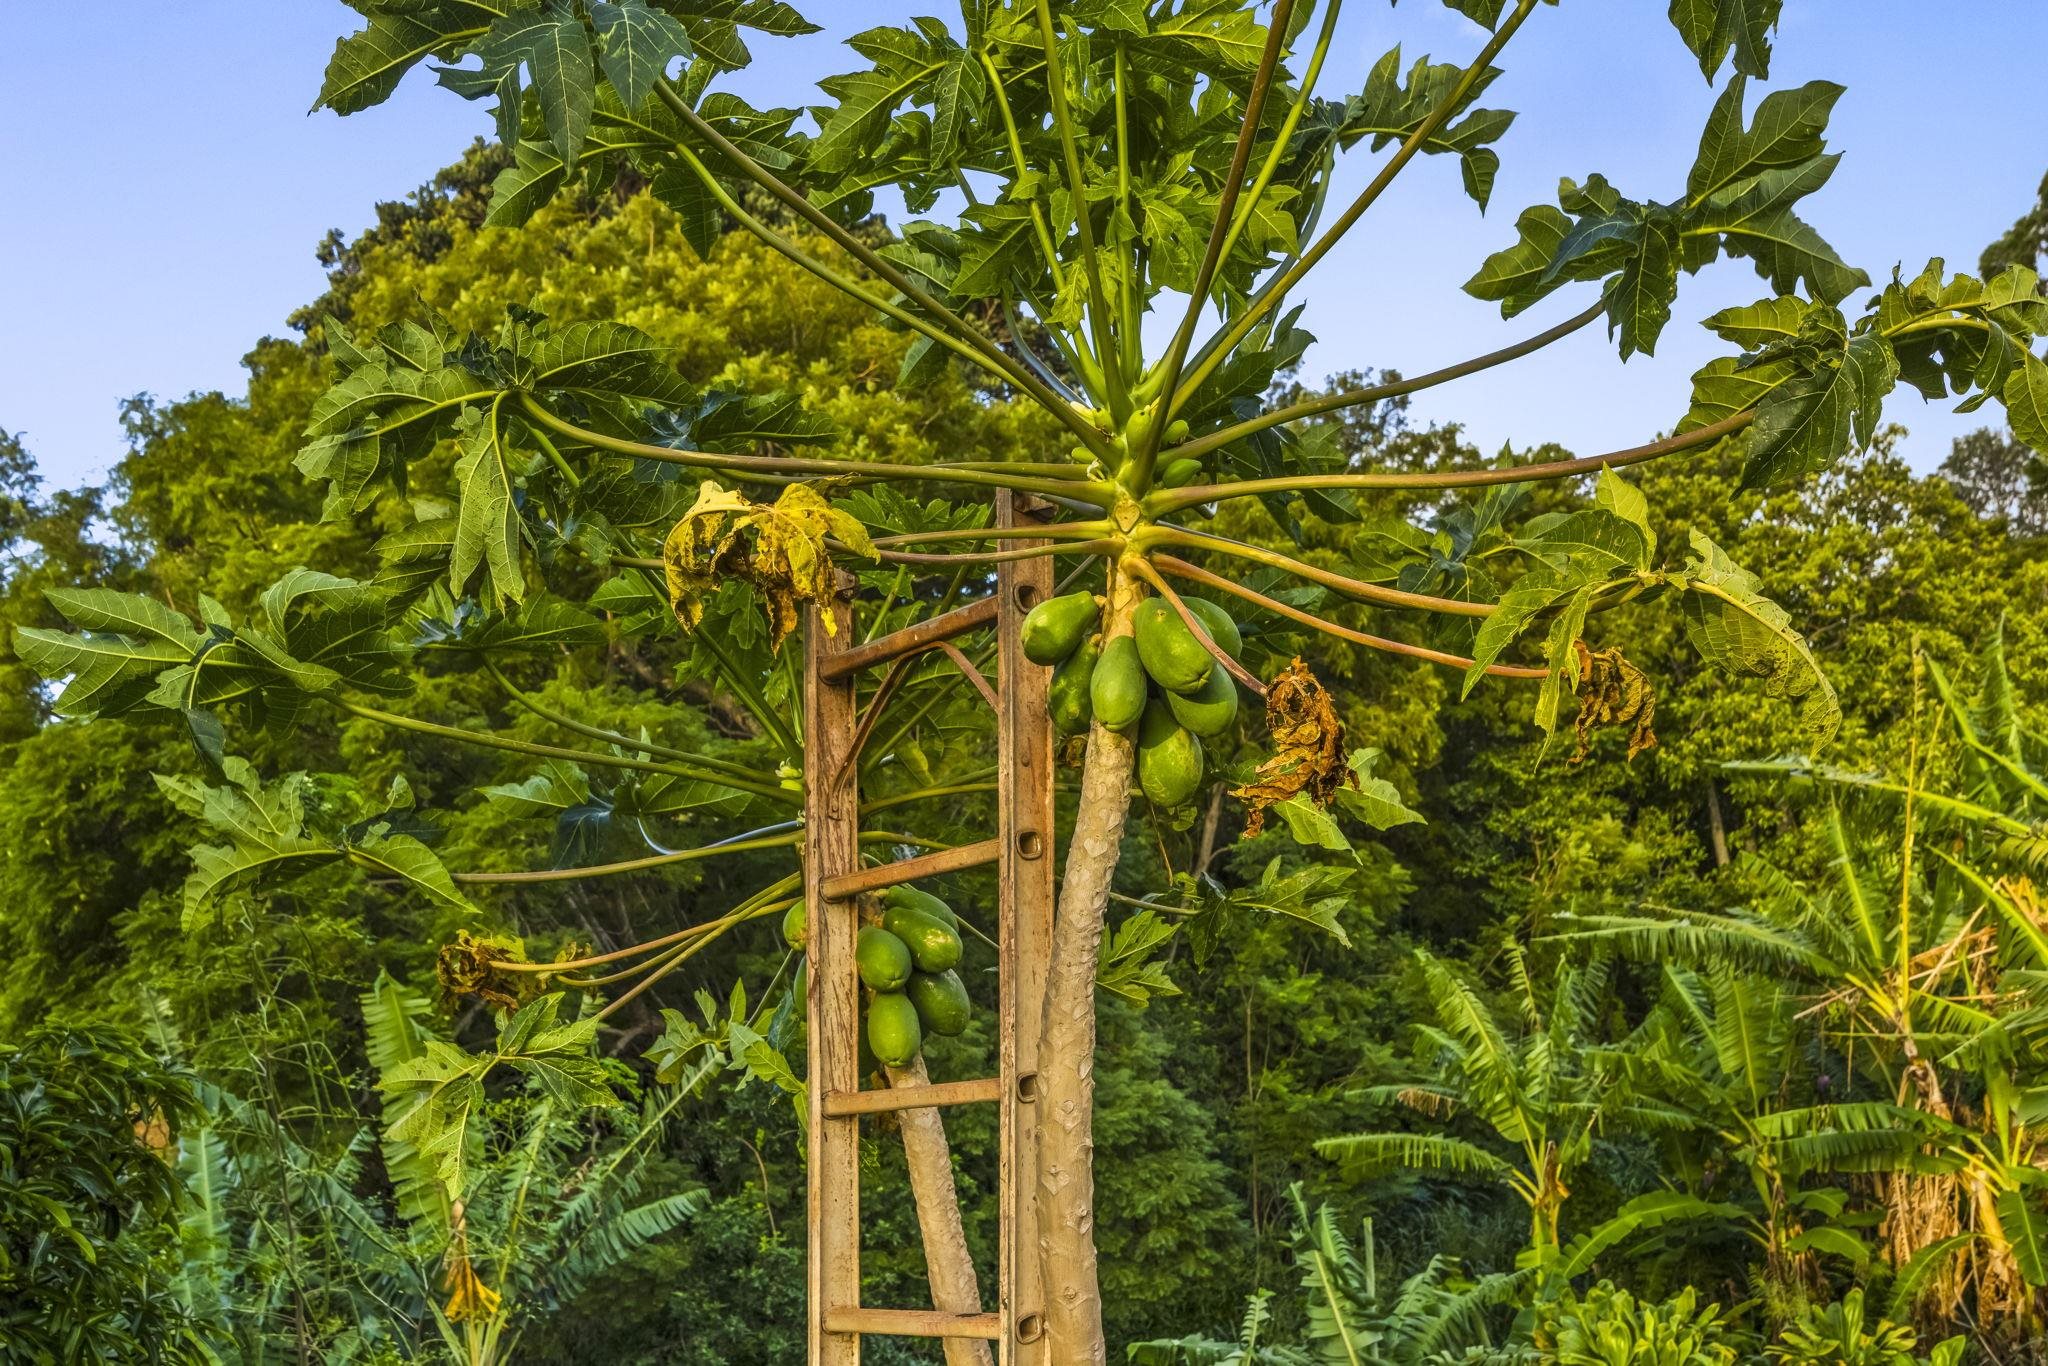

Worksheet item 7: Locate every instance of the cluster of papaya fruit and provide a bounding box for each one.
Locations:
[1021,587,1243,808]
[783,886,972,1068]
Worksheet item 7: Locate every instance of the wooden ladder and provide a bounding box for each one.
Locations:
[803,490,1055,1364]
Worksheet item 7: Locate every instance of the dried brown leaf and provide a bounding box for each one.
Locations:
[435,930,537,1012]
[1233,657,1349,836]
[1571,641,1658,764]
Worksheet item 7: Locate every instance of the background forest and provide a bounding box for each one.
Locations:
[4,142,2048,1363]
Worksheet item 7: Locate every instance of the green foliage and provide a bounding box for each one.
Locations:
[1766,1291,1963,1365]
[9,0,2048,1354]
[0,1027,210,1362]
[1537,1282,1746,1365]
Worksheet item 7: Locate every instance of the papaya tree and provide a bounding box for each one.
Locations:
[19,0,2048,1360]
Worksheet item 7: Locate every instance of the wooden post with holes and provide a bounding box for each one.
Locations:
[805,572,863,1366]
[804,490,1056,1364]
[995,491,1054,1361]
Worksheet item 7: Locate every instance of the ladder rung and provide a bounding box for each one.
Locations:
[820,596,999,680]
[824,1077,1001,1117]
[820,838,1001,901]
[824,1308,1003,1340]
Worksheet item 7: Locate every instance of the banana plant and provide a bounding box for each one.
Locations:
[16,2,2048,1357]
[1128,1182,1525,1364]
[1591,965,1933,1308]
[1318,948,1690,1263]
[1562,633,2048,1337]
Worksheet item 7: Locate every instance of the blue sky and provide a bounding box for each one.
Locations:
[1,2,2042,490]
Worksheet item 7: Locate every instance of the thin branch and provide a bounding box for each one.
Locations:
[1213,0,1342,270]
[1150,0,1297,461]
[338,699,797,803]
[859,781,999,817]
[1171,0,1543,416]
[1030,0,1126,414]
[1149,409,1756,513]
[449,833,801,885]
[483,659,765,785]
[1141,524,1494,617]
[520,395,1113,506]
[1176,298,1607,464]
[662,139,1048,399]
[1120,556,1268,696]
[871,522,1114,548]
[652,80,1111,456]
[981,51,1074,304]
[595,884,801,1021]
[1154,554,1546,679]
[868,538,1119,567]
[1113,41,1142,381]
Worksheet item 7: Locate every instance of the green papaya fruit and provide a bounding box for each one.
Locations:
[1167,662,1239,738]
[1137,697,1206,807]
[1090,635,1148,731]
[1049,634,1100,736]
[856,926,913,991]
[882,903,963,973]
[1182,596,1243,658]
[1132,598,1214,694]
[1157,457,1202,488]
[882,885,958,930]
[907,969,972,1037]
[1020,590,1100,665]
[867,991,922,1067]
[781,901,808,952]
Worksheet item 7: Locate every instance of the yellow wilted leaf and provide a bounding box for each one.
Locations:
[441,1206,503,1324]
[1233,658,1348,836]
[661,481,877,649]
[1571,641,1658,764]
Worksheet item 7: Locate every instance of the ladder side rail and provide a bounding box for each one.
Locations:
[806,575,865,1366]
[995,490,1056,1362]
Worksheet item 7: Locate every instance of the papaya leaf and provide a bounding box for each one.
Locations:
[1702,295,1811,349]
[381,1038,492,1207]
[1743,333,1898,488]
[1233,858,1358,947]
[1594,467,1655,559]
[316,3,498,116]
[589,0,694,110]
[1272,795,1350,852]
[1676,530,1839,748]
[1097,909,1182,1006]
[462,7,598,164]
[1668,0,1783,81]
[450,404,531,608]
[811,23,954,176]
[1335,748,1424,834]
[345,829,474,916]
[1325,48,1517,209]
[16,589,202,718]
[485,141,569,229]
[651,166,722,258]
[1685,78,1844,210]
[154,764,336,930]
[2005,351,2048,455]
[439,596,606,653]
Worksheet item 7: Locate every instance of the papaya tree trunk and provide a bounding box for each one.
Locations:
[886,1056,993,1366]
[1035,572,1142,1364]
